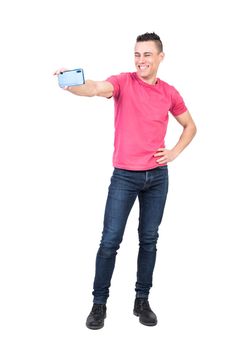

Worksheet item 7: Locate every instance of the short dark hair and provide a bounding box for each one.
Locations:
[136,32,163,53]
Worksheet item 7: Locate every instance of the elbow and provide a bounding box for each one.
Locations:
[188,120,197,138]
[184,121,197,140]
[192,122,197,138]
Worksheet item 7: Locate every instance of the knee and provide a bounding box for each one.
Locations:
[97,243,119,258]
[138,231,159,252]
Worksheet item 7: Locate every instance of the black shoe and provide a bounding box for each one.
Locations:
[86,304,107,330]
[133,298,157,326]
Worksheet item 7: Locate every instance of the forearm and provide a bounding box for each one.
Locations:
[66,80,97,97]
[172,123,197,157]
[65,79,113,98]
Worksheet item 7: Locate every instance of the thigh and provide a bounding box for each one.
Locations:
[138,166,169,236]
[101,168,139,245]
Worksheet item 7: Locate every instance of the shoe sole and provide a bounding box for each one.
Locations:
[86,323,104,330]
[133,311,157,326]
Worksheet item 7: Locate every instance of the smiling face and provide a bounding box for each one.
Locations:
[134,40,164,84]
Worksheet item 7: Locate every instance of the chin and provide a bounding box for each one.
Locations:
[137,70,148,78]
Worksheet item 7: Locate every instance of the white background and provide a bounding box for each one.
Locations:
[0,0,233,349]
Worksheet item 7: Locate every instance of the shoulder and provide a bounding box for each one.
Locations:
[105,73,134,97]
[158,79,184,102]
[158,78,177,92]
[106,72,133,84]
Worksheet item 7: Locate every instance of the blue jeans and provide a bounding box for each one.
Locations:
[93,166,169,304]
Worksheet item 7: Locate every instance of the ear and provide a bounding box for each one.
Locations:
[159,52,165,62]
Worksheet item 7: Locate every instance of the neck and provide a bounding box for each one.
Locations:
[136,73,157,85]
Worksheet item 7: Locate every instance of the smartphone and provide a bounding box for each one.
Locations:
[58,68,85,88]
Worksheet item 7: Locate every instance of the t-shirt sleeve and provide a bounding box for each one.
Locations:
[105,75,120,98]
[170,88,187,116]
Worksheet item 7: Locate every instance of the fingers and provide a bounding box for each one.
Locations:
[156,157,167,164]
[53,67,67,76]
[54,68,70,90]
[154,148,168,164]
[154,148,177,164]
[153,148,165,157]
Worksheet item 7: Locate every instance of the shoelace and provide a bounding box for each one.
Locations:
[92,304,105,315]
[138,299,151,311]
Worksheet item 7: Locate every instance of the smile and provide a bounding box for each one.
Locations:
[138,65,149,70]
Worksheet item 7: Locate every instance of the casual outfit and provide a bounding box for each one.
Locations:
[86,72,187,329]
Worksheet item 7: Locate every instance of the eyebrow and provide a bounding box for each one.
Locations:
[134,51,153,55]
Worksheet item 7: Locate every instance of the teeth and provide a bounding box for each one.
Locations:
[139,65,148,70]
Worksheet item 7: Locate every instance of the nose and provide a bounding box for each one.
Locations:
[138,56,146,64]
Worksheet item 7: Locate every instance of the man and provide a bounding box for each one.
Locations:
[55,32,197,330]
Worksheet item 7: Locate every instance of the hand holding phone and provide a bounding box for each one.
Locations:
[57,68,85,88]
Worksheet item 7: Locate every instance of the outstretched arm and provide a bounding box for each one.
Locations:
[54,68,114,98]
[66,80,114,98]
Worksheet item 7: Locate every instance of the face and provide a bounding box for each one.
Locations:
[134,41,164,83]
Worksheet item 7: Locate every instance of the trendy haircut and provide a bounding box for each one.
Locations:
[136,32,163,53]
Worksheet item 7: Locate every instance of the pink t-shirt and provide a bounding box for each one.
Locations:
[106,72,187,171]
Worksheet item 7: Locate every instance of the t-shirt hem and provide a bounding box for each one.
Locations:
[113,162,167,171]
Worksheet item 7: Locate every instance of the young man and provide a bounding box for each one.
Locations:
[55,32,197,329]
